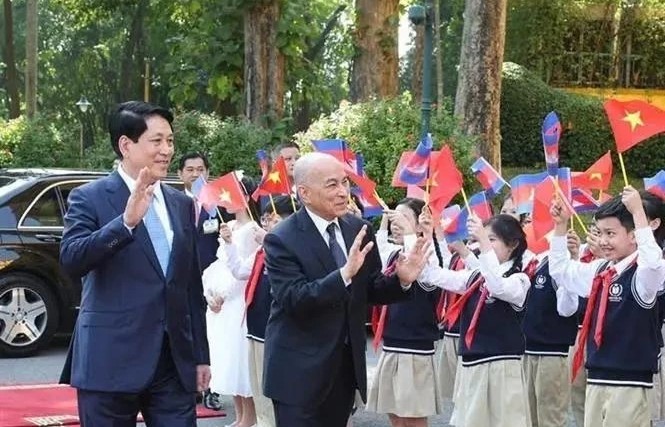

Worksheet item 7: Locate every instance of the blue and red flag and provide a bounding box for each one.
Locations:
[191,176,217,216]
[470,157,508,197]
[571,188,601,213]
[443,192,492,242]
[644,170,665,201]
[440,205,461,230]
[256,150,270,180]
[542,111,562,176]
[312,139,355,165]
[510,171,548,215]
[398,133,433,185]
[347,153,383,218]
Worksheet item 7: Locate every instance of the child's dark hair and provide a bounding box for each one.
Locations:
[237,175,261,223]
[261,195,300,218]
[395,197,444,267]
[485,214,528,275]
[595,191,665,247]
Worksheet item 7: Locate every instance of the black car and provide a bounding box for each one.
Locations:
[0,168,183,357]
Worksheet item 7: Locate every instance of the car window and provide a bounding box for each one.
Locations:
[21,188,63,227]
[56,181,89,211]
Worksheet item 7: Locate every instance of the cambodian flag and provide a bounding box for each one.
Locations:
[510,172,548,214]
[644,170,665,200]
[398,133,433,185]
[191,176,217,216]
[256,149,270,179]
[312,139,355,164]
[542,111,562,176]
[350,152,383,218]
[443,192,492,242]
[470,157,508,197]
[571,188,601,213]
[441,205,461,230]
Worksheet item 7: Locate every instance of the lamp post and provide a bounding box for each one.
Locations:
[75,96,92,164]
[408,0,434,139]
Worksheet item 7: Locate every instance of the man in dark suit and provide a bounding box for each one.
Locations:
[177,152,232,271]
[60,101,210,427]
[262,152,430,427]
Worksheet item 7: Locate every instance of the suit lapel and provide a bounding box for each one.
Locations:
[338,215,357,254]
[105,172,164,280]
[163,185,183,281]
[296,209,337,273]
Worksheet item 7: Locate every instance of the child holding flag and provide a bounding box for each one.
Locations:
[549,187,665,427]
[223,195,299,427]
[367,198,444,427]
[418,213,535,427]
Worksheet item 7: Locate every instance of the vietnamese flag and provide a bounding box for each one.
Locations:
[252,156,292,201]
[604,99,665,153]
[644,170,665,201]
[571,151,613,191]
[524,223,550,255]
[531,169,573,240]
[428,145,464,212]
[200,172,247,212]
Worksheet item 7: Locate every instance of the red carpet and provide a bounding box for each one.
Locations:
[0,384,225,427]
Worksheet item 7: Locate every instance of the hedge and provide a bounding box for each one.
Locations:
[296,93,478,205]
[500,62,665,178]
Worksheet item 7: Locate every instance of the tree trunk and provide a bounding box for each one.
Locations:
[350,0,399,102]
[119,0,148,101]
[244,0,285,125]
[454,0,507,170]
[25,0,38,118]
[608,1,623,85]
[434,0,444,110]
[3,0,20,118]
[410,24,424,103]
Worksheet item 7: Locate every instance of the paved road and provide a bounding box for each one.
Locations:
[0,336,454,427]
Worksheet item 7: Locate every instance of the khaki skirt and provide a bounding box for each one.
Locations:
[450,358,531,427]
[436,335,459,400]
[366,350,442,417]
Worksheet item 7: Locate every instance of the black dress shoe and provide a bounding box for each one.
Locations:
[203,390,223,411]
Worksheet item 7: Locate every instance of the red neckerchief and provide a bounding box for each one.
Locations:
[244,248,266,309]
[372,250,400,351]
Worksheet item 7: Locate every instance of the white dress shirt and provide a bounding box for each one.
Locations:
[117,164,174,248]
[549,227,665,306]
[419,250,532,307]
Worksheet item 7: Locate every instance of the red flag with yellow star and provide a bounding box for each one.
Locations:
[428,145,464,213]
[571,151,613,191]
[604,99,665,153]
[200,172,247,212]
[252,156,291,201]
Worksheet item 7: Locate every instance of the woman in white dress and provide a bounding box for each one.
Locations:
[202,175,260,427]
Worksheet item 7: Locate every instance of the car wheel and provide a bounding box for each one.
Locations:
[0,273,59,357]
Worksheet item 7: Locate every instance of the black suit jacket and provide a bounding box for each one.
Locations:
[262,208,411,406]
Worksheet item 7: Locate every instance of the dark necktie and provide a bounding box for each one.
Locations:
[326,223,346,268]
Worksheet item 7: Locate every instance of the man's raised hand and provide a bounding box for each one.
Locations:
[395,236,431,285]
[340,225,374,283]
[123,167,156,228]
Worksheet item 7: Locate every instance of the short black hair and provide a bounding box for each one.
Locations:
[595,191,665,245]
[261,195,299,217]
[271,141,300,159]
[178,152,210,171]
[108,101,174,159]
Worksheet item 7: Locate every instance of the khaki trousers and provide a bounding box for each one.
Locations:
[248,339,276,427]
[522,354,570,427]
[585,384,650,427]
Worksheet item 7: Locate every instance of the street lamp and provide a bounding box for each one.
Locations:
[75,96,92,163]
[408,1,434,139]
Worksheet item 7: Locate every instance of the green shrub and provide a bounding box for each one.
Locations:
[500,62,665,178]
[171,111,275,178]
[295,93,478,205]
[0,115,81,169]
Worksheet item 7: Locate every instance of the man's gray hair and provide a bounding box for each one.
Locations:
[293,152,337,187]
